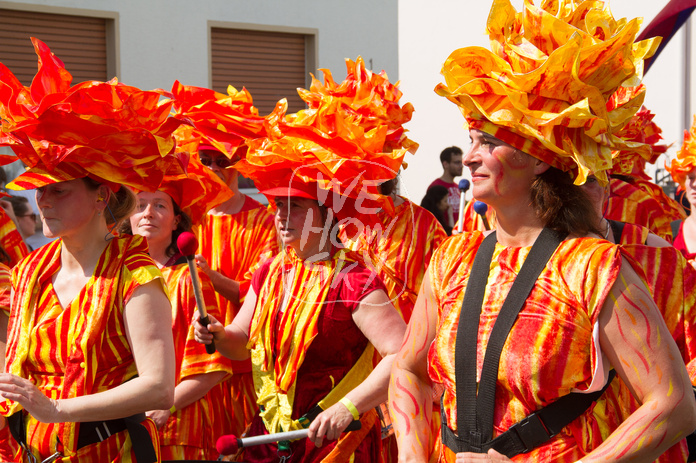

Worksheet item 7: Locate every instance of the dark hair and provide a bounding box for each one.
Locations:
[82,177,137,228]
[379,177,398,196]
[440,146,463,164]
[7,195,30,217]
[119,195,193,258]
[421,185,452,235]
[530,167,601,237]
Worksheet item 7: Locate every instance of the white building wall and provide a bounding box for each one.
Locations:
[399,0,694,205]
[0,0,398,93]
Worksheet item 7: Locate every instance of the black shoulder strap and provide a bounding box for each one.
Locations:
[608,220,625,244]
[454,228,565,450]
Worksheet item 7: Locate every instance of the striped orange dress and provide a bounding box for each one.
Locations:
[606,178,675,242]
[193,195,279,439]
[157,262,234,460]
[1,236,164,462]
[341,198,446,462]
[0,208,29,267]
[0,262,20,462]
[427,233,622,462]
[599,222,696,462]
[340,198,447,322]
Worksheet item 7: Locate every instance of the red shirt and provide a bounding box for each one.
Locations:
[429,178,460,221]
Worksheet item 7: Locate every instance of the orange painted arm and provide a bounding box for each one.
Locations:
[585,259,696,462]
[389,272,439,462]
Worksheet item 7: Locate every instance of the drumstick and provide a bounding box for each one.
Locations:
[216,420,362,455]
[457,179,470,233]
[473,201,490,231]
[177,231,216,354]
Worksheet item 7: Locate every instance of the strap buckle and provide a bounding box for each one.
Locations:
[509,411,552,453]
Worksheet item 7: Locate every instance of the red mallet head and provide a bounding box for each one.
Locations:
[216,434,241,455]
[176,231,199,257]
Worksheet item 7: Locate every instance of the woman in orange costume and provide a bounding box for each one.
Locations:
[0,262,20,462]
[126,129,235,460]
[194,58,409,462]
[162,82,279,440]
[389,2,696,462]
[667,116,696,269]
[603,94,685,242]
[0,39,176,462]
[580,106,696,461]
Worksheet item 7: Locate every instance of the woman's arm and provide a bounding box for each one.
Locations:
[580,259,696,462]
[0,279,176,423]
[388,272,439,462]
[193,284,257,360]
[307,289,407,447]
[195,254,240,305]
[147,370,227,428]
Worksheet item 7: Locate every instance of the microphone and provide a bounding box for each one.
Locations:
[216,420,362,455]
[473,201,490,231]
[457,179,470,233]
[177,231,216,354]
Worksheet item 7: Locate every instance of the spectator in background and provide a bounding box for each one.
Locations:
[6,195,35,249]
[428,146,463,223]
[420,184,453,235]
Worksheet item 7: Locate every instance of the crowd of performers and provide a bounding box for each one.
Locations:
[1,1,696,463]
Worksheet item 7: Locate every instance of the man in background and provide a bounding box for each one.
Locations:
[428,145,463,223]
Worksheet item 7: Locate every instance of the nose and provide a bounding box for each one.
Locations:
[463,143,479,167]
[142,203,155,217]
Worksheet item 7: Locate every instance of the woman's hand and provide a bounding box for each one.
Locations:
[193,313,226,345]
[307,401,355,448]
[0,373,60,423]
[456,449,511,462]
[146,409,171,429]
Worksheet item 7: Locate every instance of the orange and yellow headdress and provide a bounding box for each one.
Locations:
[609,87,668,179]
[235,57,417,219]
[161,80,266,161]
[0,38,181,191]
[666,115,696,187]
[435,0,660,185]
[153,126,233,224]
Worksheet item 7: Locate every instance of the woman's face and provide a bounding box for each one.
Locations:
[273,196,326,251]
[130,191,180,251]
[580,175,609,219]
[686,170,696,208]
[199,149,238,187]
[437,195,449,212]
[464,129,544,205]
[36,179,103,239]
[17,210,36,238]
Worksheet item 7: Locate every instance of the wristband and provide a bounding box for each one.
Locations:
[339,397,360,420]
[169,405,177,414]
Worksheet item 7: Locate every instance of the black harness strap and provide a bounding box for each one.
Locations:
[608,220,625,244]
[441,370,616,456]
[446,227,616,457]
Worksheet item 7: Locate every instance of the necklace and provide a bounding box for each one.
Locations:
[603,219,610,240]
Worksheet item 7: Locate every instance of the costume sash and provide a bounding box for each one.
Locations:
[249,247,373,434]
[2,236,157,453]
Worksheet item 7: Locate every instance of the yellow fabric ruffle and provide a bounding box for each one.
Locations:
[667,115,696,186]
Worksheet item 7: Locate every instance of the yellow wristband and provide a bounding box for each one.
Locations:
[339,397,359,420]
[169,405,177,414]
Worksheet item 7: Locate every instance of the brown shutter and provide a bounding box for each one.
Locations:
[211,28,307,116]
[0,8,108,85]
